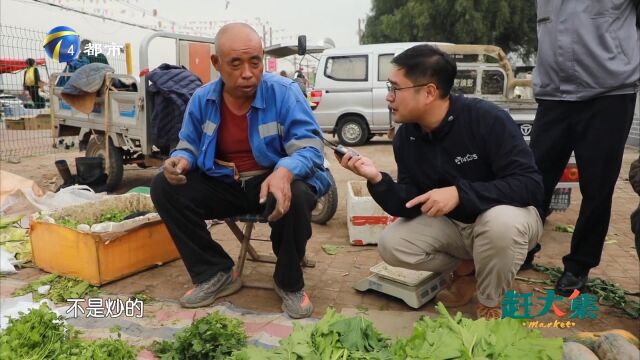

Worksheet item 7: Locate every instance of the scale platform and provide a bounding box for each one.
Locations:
[353,262,448,309]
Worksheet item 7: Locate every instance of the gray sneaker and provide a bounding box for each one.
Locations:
[274,284,313,319]
[180,270,242,308]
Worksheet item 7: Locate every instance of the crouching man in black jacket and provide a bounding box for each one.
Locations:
[338,44,544,320]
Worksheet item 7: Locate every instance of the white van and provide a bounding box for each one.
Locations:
[309,42,454,146]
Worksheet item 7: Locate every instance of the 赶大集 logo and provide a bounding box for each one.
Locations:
[42,26,80,63]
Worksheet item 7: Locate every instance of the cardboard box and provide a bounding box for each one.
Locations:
[4,119,25,130]
[24,114,52,130]
[30,193,180,286]
[346,181,397,245]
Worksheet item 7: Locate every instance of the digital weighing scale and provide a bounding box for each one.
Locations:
[353,262,448,309]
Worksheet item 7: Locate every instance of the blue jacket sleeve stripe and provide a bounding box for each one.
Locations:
[259,122,281,138]
[176,140,199,157]
[284,137,323,155]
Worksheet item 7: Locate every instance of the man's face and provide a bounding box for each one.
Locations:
[386,67,436,123]
[212,34,264,99]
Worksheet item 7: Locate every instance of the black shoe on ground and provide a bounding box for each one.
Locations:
[518,243,541,272]
[555,271,588,297]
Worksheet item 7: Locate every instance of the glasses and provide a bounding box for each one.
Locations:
[385,81,433,99]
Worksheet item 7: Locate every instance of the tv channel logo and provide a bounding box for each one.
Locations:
[42,26,80,63]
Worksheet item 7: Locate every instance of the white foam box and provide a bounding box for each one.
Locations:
[346,181,396,245]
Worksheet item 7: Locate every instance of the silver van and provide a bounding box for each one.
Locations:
[310,42,455,146]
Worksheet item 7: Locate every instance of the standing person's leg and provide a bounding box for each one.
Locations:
[26,86,39,108]
[522,99,575,269]
[472,205,542,319]
[34,89,45,109]
[557,94,636,295]
[530,99,575,218]
[151,171,248,307]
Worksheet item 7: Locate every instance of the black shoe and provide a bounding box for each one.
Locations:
[518,243,541,272]
[555,271,588,297]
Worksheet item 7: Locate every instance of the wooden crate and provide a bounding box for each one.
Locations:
[30,193,180,286]
[30,221,179,286]
[4,119,25,130]
[3,115,51,130]
[24,115,52,130]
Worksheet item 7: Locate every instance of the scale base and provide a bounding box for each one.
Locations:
[353,272,448,309]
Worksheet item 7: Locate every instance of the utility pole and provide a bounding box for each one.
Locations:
[358,18,365,44]
[269,26,272,46]
[262,24,267,68]
[262,24,267,48]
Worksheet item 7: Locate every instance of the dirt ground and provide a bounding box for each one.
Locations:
[1,137,639,339]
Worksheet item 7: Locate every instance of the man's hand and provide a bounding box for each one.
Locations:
[259,167,294,222]
[405,186,460,217]
[163,156,189,185]
[337,151,383,184]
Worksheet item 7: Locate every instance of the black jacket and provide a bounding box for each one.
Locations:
[368,95,544,224]
[147,64,203,150]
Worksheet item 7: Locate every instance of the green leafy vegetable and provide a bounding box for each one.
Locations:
[152,311,247,360]
[56,210,136,229]
[391,303,563,360]
[321,244,339,255]
[13,274,99,303]
[530,264,640,319]
[0,215,22,229]
[0,218,31,262]
[0,304,137,360]
[234,307,392,360]
[98,210,133,223]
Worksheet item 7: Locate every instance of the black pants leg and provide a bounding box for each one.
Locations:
[151,171,248,284]
[26,86,45,109]
[530,99,575,220]
[566,94,636,274]
[532,94,636,275]
[151,171,316,291]
[269,181,317,292]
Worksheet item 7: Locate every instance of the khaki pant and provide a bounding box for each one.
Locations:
[378,205,542,307]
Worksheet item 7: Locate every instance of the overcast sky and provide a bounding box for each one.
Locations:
[1,0,372,73]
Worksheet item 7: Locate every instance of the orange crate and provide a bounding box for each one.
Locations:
[30,194,180,286]
[30,221,179,286]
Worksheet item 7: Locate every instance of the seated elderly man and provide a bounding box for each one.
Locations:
[151,23,331,319]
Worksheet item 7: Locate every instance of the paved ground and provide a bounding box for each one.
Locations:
[1,139,638,341]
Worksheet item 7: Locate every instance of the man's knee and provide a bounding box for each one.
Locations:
[474,206,540,256]
[290,181,316,211]
[377,224,408,267]
[150,173,170,204]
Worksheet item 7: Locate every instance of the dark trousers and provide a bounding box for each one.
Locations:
[530,93,636,275]
[25,86,45,109]
[150,170,317,292]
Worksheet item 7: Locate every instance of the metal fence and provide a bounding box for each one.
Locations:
[0,25,129,161]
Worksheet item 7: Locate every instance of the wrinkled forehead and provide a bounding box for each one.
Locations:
[216,28,263,58]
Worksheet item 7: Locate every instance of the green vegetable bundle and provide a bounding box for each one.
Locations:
[152,311,248,359]
[232,308,393,359]
[0,304,137,360]
[56,210,136,229]
[391,303,563,360]
[13,274,99,303]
